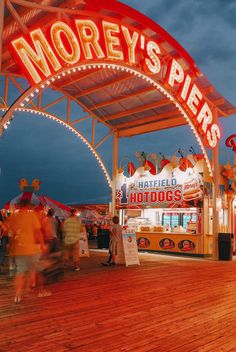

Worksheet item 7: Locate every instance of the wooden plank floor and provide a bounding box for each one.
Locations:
[1,250,236,352]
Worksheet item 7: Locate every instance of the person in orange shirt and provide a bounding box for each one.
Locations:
[8,200,46,303]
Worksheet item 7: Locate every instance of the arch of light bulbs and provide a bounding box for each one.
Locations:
[0,62,213,176]
[0,106,112,188]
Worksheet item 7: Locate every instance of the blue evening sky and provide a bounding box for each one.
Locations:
[0,0,235,207]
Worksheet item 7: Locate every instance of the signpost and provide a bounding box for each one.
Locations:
[122,233,140,267]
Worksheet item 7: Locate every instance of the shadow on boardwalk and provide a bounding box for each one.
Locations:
[1,250,236,352]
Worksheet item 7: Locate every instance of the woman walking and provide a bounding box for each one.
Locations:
[102,216,122,266]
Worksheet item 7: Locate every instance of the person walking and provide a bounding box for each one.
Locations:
[63,209,84,271]
[41,209,58,253]
[0,212,8,274]
[102,215,122,266]
[7,200,46,303]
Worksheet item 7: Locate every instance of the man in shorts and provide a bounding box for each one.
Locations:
[63,209,84,271]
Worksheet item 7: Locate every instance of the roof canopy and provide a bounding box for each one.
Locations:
[1,0,236,142]
[4,191,71,217]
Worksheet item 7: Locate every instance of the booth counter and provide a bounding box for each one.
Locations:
[136,231,213,256]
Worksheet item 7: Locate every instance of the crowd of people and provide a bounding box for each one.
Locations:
[0,201,86,303]
[0,203,123,304]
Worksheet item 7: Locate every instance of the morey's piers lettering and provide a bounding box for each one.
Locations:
[9,17,220,148]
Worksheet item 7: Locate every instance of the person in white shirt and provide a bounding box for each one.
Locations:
[63,209,84,271]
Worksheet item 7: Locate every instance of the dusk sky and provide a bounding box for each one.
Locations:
[0,0,236,207]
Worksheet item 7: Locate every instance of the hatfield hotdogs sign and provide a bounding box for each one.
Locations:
[9,17,220,148]
[116,162,204,209]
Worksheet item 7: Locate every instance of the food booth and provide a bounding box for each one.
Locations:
[116,153,229,256]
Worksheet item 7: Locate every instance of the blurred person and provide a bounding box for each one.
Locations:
[7,200,47,303]
[0,212,8,274]
[63,209,85,271]
[5,212,16,272]
[55,216,63,242]
[92,223,98,239]
[102,215,122,266]
[41,209,58,253]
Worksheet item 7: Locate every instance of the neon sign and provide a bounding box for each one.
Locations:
[225,134,236,153]
[9,17,220,148]
[116,161,204,209]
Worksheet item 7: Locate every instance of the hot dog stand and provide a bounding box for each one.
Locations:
[116,155,228,256]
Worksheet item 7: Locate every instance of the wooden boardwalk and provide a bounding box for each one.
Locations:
[1,250,236,352]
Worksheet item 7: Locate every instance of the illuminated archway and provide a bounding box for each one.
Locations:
[2,0,231,156]
[1,63,213,176]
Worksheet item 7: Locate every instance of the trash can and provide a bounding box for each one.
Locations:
[97,229,110,249]
[218,233,233,261]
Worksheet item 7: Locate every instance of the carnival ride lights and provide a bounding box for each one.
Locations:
[0,63,213,178]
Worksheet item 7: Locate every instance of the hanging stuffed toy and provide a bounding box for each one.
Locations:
[18,178,41,192]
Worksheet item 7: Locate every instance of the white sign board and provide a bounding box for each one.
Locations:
[79,232,90,257]
[122,233,140,267]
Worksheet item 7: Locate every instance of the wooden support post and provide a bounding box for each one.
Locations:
[111,132,118,216]
[212,114,220,260]
[0,0,5,73]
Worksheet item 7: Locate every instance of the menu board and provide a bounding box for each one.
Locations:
[122,233,140,267]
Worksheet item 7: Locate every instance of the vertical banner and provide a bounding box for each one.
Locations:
[123,233,140,266]
[79,232,90,257]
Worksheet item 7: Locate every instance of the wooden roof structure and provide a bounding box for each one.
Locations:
[1,0,236,139]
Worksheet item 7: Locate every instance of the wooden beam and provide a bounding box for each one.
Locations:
[38,90,42,110]
[0,0,5,73]
[4,74,9,106]
[202,85,214,95]
[213,98,225,106]
[66,97,70,123]
[118,117,185,137]
[1,57,15,72]
[104,98,170,122]
[117,109,180,129]
[91,86,155,110]
[41,95,66,112]
[92,117,95,147]
[9,75,38,110]
[75,73,131,98]
[227,107,236,115]
[55,68,102,89]
[6,0,28,33]
[10,0,87,15]
[70,115,90,126]
[51,86,112,128]
[95,130,113,150]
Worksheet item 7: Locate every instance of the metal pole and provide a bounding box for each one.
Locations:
[0,0,5,73]
[111,131,118,216]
